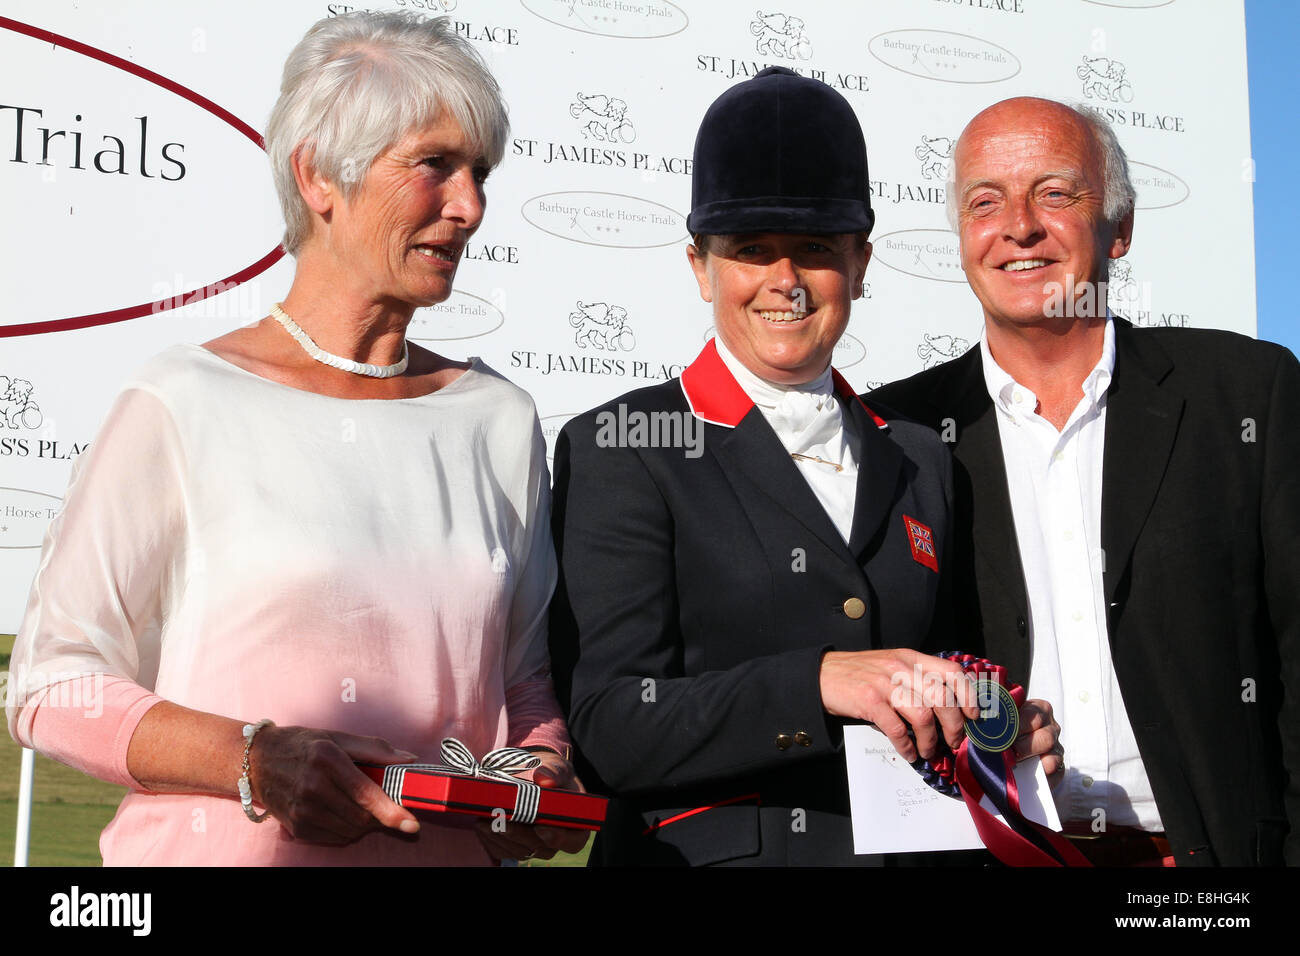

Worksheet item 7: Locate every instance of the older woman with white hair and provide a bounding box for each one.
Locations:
[6,11,583,865]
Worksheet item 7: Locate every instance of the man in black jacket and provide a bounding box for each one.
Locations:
[871,96,1299,866]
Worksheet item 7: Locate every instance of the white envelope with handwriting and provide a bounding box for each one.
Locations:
[845,724,1063,854]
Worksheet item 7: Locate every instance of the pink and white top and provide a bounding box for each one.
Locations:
[7,344,568,865]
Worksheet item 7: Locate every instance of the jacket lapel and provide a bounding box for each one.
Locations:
[914,349,1027,600]
[681,339,913,563]
[912,347,1030,677]
[947,360,1027,608]
[955,377,1031,680]
[712,409,852,558]
[682,339,855,559]
[844,393,903,556]
[1100,321,1182,608]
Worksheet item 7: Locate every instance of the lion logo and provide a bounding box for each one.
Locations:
[749,11,812,60]
[1078,56,1133,103]
[0,376,43,430]
[917,334,971,370]
[1107,259,1140,304]
[569,301,636,351]
[569,93,636,143]
[915,135,954,181]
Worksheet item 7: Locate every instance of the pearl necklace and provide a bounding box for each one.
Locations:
[270,303,409,378]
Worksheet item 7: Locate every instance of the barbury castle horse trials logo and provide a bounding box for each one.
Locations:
[916,135,953,181]
[1078,56,1133,103]
[1,376,42,430]
[750,11,812,60]
[569,301,637,351]
[569,93,636,143]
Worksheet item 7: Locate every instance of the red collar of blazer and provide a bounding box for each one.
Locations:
[679,339,889,430]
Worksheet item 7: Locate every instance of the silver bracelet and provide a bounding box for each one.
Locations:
[238,719,274,823]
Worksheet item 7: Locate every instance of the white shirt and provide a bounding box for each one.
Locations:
[7,344,558,864]
[981,317,1163,831]
[714,338,860,543]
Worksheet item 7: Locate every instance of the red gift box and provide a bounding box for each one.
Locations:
[358,740,607,832]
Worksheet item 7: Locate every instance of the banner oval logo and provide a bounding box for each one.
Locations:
[519,0,689,38]
[408,290,505,341]
[539,412,577,463]
[522,192,687,248]
[0,486,62,549]
[832,332,867,370]
[868,30,1020,85]
[0,18,282,338]
[1130,161,1189,210]
[1081,0,1174,8]
[872,230,966,284]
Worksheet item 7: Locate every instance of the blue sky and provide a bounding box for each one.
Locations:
[1246,0,1297,357]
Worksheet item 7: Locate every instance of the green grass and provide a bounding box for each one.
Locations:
[0,633,590,866]
[0,799,120,867]
[521,835,591,867]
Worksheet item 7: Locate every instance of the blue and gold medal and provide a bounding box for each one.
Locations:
[907,652,1091,866]
[965,676,1019,753]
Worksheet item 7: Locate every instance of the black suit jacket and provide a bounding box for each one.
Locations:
[870,320,1300,866]
[549,341,956,865]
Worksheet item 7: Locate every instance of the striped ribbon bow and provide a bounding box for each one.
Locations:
[380,738,543,825]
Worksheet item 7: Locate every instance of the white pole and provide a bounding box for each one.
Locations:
[14,747,34,867]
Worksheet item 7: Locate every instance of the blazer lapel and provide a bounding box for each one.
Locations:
[682,338,907,563]
[713,408,852,558]
[919,347,1031,677]
[844,394,903,557]
[957,403,1028,602]
[956,384,1031,680]
[925,348,1028,606]
[1101,322,1182,608]
[682,341,856,558]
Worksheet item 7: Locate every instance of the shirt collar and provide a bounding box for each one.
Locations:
[1083,313,1116,405]
[981,313,1116,417]
[680,338,888,430]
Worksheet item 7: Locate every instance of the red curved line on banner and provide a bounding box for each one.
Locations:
[0,16,265,147]
[0,16,284,337]
[0,247,286,338]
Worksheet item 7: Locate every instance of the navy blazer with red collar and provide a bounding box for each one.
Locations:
[548,340,958,866]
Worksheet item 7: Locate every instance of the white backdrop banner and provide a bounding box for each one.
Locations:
[0,0,1256,629]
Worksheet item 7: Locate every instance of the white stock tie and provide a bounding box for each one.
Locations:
[770,388,848,467]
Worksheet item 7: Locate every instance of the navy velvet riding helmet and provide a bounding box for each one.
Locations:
[686,66,874,237]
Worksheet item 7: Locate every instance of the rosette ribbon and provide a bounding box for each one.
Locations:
[919,653,1091,867]
[380,737,543,825]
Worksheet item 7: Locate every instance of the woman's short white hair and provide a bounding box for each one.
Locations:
[944,100,1135,232]
[266,11,509,254]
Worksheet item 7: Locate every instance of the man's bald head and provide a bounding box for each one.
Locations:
[945,97,1135,232]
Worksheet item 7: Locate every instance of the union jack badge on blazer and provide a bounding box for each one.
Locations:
[903,515,938,572]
